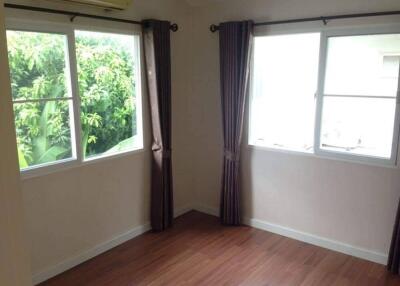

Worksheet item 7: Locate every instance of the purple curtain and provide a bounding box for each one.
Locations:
[143,20,173,231]
[388,199,400,273]
[219,21,253,225]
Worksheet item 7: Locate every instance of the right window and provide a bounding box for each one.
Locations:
[318,33,400,162]
[250,29,400,166]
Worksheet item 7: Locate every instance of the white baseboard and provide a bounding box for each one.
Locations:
[174,204,194,218]
[193,204,219,216]
[242,217,388,265]
[32,205,388,285]
[33,206,193,285]
[188,204,387,265]
[32,223,151,285]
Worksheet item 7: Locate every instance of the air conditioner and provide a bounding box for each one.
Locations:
[62,0,132,10]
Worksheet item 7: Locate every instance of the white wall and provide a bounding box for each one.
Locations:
[0,0,32,284]
[4,0,400,283]
[4,0,195,281]
[189,0,400,260]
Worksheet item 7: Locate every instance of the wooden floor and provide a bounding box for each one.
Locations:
[40,211,400,286]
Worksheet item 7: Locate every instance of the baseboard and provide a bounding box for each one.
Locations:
[187,204,387,265]
[243,217,388,265]
[32,206,193,285]
[32,222,151,285]
[174,204,194,218]
[190,204,387,265]
[32,206,388,285]
[193,204,219,216]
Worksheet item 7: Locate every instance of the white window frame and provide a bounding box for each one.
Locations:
[248,32,321,154]
[249,25,400,168]
[74,27,144,163]
[5,18,145,179]
[315,26,400,167]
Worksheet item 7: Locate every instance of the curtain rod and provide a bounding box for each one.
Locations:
[4,3,179,32]
[209,10,400,32]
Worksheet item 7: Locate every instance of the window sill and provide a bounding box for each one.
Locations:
[83,146,145,164]
[20,147,146,180]
[246,143,398,169]
[247,143,314,157]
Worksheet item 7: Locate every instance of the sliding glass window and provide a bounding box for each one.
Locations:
[250,27,400,166]
[75,30,142,160]
[316,33,400,164]
[6,23,143,175]
[7,30,76,169]
[249,33,320,153]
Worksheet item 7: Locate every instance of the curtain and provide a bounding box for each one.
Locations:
[219,21,253,225]
[143,20,174,231]
[388,199,400,274]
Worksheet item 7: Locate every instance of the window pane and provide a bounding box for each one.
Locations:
[7,31,70,100]
[7,30,74,170]
[320,97,396,158]
[250,33,320,152]
[13,100,73,169]
[324,34,400,96]
[75,31,141,159]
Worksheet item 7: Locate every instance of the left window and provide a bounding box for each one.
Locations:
[6,25,143,174]
[7,30,75,170]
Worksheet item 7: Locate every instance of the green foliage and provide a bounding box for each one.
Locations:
[18,148,28,169]
[103,137,135,155]
[76,32,136,157]
[8,31,137,168]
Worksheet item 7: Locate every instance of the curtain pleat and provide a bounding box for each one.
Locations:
[143,20,173,231]
[219,21,253,225]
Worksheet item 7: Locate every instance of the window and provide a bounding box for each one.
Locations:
[318,34,400,160]
[250,29,400,166]
[6,25,143,173]
[249,33,320,152]
[75,31,142,160]
[7,30,76,169]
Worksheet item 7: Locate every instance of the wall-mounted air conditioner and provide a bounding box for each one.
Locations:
[62,0,132,10]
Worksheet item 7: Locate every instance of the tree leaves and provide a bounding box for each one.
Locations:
[37,146,69,165]
[17,148,29,169]
[9,30,137,168]
[76,32,137,157]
